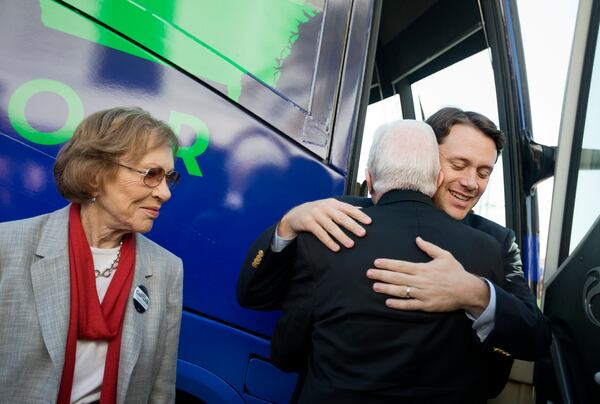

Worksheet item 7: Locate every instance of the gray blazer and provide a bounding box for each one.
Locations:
[0,205,183,403]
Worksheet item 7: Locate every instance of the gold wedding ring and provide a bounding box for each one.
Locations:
[405,286,411,299]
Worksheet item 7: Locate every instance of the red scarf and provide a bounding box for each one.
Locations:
[57,204,136,404]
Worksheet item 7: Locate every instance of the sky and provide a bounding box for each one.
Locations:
[357,0,579,264]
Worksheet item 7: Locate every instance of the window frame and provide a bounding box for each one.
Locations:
[63,0,353,160]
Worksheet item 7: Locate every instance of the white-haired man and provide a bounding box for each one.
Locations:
[238,107,550,398]
[269,120,504,403]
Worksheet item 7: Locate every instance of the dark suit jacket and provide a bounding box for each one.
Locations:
[237,194,552,399]
[269,190,504,402]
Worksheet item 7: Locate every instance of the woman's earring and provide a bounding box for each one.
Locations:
[91,196,96,204]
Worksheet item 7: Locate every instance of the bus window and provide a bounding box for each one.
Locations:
[357,49,505,227]
[354,0,517,228]
[410,50,505,226]
[61,0,351,158]
[567,32,600,253]
[356,95,403,186]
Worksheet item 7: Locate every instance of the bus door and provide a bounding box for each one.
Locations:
[353,1,556,402]
[543,0,600,402]
[354,0,549,293]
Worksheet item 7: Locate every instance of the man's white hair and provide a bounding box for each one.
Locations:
[367,120,440,197]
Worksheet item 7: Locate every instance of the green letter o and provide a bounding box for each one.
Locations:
[8,79,83,145]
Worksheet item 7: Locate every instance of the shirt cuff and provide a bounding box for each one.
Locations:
[466,278,496,342]
[270,224,296,252]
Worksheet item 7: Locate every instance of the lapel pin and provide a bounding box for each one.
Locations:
[133,285,150,313]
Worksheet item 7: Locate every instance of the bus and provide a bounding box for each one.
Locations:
[0,0,598,402]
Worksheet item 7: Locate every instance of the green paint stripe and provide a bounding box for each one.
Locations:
[47,0,322,102]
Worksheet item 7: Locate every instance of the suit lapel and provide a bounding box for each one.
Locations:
[30,206,71,371]
[29,207,158,402]
[117,235,153,404]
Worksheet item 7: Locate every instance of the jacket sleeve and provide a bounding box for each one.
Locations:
[236,223,298,310]
[236,196,372,310]
[483,230,552,360]
[270,235,315,372]
[149,258,183,404]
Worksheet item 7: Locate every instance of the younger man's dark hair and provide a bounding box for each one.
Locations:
[426,107,505,157]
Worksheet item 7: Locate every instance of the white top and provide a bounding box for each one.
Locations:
[70,246,120,404]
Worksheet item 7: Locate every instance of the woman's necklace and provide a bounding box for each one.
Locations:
[95,241,123,278]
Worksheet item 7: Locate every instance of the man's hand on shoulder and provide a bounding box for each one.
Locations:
[278,198,371,252]
[367,237,490,316]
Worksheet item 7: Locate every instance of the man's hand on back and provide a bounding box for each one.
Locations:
[367,237,490,317]
[277,198,372,252]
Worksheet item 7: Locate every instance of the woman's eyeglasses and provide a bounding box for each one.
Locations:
[117,163,180,188]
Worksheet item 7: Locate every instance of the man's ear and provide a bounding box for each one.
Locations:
[366,168,375,195]
[436,170,444,188]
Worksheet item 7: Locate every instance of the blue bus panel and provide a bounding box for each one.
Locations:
[0,0,357,400]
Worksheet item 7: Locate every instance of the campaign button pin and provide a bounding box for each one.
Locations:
[133,285,149,313]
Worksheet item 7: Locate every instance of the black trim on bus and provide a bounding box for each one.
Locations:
[480,0,523,245]
[550,334,575,404]
[344,0,382,195]
[480,0,535,262]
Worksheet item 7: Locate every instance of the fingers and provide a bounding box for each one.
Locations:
[317,218,352,250]
[335,200,372,226]
[310,211,354,250]
[307,220,341,252]
[331,209,367,238]
[385,298,426,311]
[366,268,413,285]
[303,198,372,251]
[372,258,420,275]
[280,198,373,252]
[415,236,449,259]
[324,199,370,238]
[372,282,418,300]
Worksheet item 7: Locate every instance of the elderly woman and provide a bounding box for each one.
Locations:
[0,107,183,404]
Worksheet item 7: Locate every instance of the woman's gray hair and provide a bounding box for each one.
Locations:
[367,120,440,197]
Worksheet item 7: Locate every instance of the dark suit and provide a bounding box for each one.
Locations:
[268,190,504,402]
[237,194,552,399]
